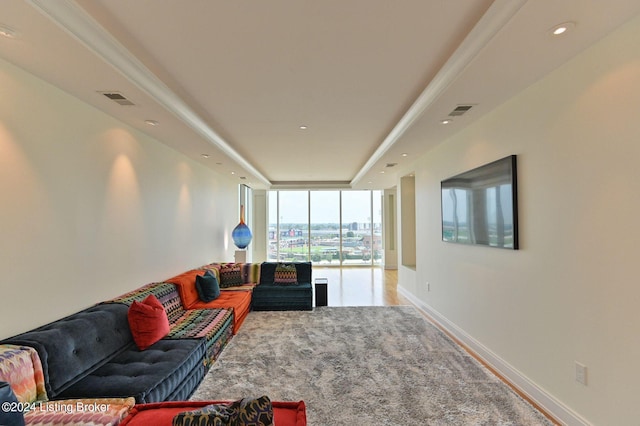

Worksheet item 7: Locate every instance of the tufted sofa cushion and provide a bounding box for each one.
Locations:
[0,303,209,404]
[167,308,234,368]
[105,281,235,366]
[0,304,132,398]
[57,338,206,403]
[252,282,313,311]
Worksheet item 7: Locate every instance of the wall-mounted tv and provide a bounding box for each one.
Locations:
[441,155,518,249]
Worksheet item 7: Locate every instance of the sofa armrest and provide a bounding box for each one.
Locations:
[0,345,47,403]
[294,262,312,284]
[0,304,132,399]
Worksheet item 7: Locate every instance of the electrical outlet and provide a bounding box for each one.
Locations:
[575,362,587,386]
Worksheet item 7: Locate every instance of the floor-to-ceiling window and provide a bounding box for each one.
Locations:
[310,191,341,264]
[268,190,383,266]
[267,191,309,262]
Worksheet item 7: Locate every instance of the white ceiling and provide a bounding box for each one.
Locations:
[1,0,639,190]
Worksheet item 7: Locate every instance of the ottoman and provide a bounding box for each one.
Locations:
[252,282,313,311]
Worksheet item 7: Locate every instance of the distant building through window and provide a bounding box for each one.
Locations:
[267,190,383,266]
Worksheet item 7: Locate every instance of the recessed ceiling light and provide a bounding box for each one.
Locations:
[550,22,575,36]
[0,24,18,39]
[201,154,210,158]
[380,171,385,174]
[299,125,308,130]
[144,119,159,126]
[401,153,408,157]
[231,171,235,175]
[441,119,453,124]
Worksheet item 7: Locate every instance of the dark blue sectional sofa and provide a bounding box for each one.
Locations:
[0,261,313,408]
[0,303,206,403]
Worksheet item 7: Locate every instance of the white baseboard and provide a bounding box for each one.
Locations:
[398,286,591,426]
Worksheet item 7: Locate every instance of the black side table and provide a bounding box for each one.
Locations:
[314,278,328,307]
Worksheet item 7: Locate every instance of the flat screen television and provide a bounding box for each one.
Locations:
[441,155,518,249]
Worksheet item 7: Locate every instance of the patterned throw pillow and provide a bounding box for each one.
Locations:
[274,263,298,285]
[172,395,274,426]
[219,264,243,288]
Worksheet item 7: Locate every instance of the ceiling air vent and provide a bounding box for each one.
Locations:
[385,162,398,168]
[99,91,135,106]
[448,105,473,116]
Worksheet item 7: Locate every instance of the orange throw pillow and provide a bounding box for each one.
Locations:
[127,295,170,350]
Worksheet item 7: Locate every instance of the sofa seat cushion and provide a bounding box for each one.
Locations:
[167,308,233,368]
[57,338,206,404]
[187,290,252,334]
[119,400,307,426]
[0,304,133,399]
[252,283,313,311]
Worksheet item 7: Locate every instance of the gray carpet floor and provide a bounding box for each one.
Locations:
[191,306,553,425]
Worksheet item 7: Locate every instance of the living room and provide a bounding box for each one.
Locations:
[1,1,640,425]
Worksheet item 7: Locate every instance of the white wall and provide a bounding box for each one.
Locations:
[398,13,640,426]
[252,189,268,263]
[383,188,398,269]
[0,58,239,339]
[400,175,416,268]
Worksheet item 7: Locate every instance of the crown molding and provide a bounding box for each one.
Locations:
[269,181,353,190]
[28,0,271,187]
[351,0,527,186]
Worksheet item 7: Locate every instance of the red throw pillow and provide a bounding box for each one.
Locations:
[128,295,170,350]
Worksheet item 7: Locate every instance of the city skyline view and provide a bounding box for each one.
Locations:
[267,190,383,265]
